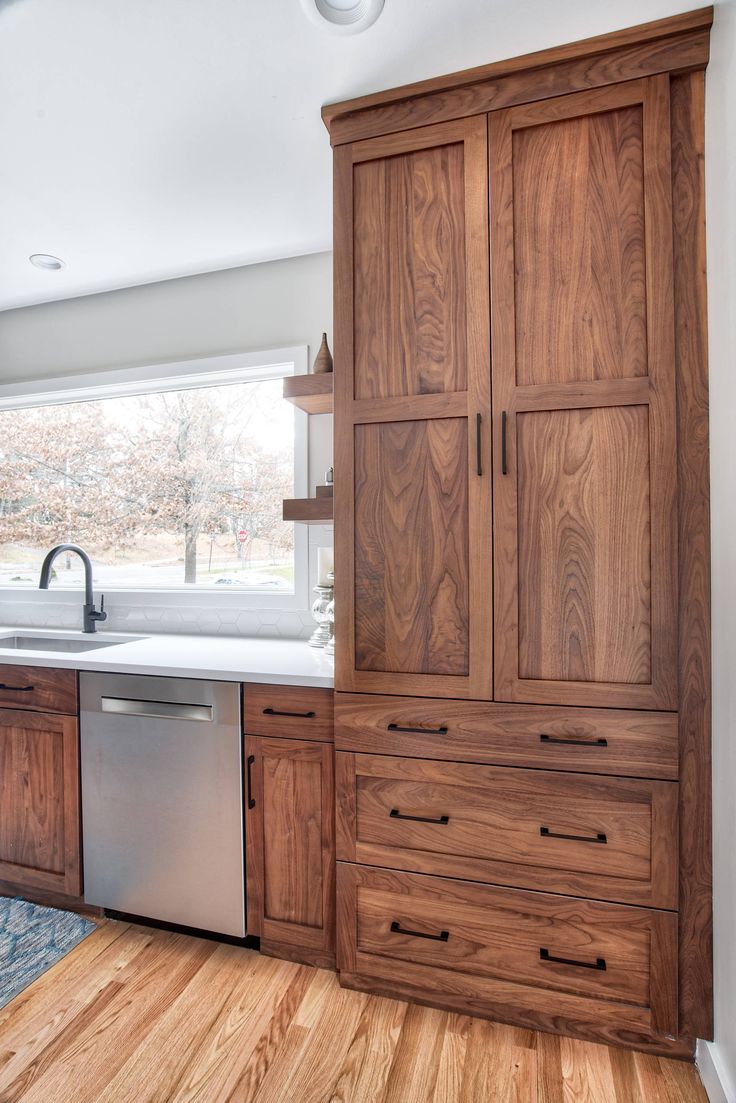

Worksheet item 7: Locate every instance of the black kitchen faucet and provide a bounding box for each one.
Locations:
[38,544,107,633]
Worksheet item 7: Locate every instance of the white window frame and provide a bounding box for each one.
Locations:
[0,346,310,612]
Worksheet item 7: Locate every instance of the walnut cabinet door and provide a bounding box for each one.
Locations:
[490,77,678,710]
[245,735,335,960]
[334,116,493,700]
[0,708,81,897]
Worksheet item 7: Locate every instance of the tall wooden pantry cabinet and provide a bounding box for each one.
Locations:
[326,8,713,1056]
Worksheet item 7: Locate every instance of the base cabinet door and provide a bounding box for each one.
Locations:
[245,735,335,965]
[0,708,81,897]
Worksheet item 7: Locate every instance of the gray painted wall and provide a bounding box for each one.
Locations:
[705,1,736,1096]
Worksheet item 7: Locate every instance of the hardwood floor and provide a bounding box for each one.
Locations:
[0,921,708,1102]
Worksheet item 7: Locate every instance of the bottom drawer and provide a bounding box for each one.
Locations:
[337,863,678,1040]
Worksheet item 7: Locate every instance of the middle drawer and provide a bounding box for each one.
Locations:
[336,752,678,909]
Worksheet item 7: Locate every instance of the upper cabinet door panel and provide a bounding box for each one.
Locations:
[513,104,648,386]
[354,142,468,399]
[491,78,677,710]
[335,117,492,699]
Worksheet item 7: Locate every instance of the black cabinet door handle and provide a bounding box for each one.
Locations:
[540,826,607,844]
[540,734,608,748]
[501,411,508,475]
[476,412,483,476]
[262,707,316,718]
[390,809,450,825]
[390,921,449,943]
[387,722,448,736]
[246,754,256,809]
[0,683,34,692]
[540,947,606,971]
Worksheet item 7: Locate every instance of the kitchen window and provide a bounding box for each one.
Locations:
[0,347,309,610]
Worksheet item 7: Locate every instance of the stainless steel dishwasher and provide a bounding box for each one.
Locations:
[80,671,244,937]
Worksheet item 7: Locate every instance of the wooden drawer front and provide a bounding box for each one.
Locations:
[244,684,334,742]
[335,694,678,779]
[337,864,678,1037]
[0,665,77,716]
[337,753,678,908]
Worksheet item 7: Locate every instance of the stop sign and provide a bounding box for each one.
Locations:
[238,530,248,544]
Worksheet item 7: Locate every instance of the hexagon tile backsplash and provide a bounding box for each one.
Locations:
[0,599,316,640]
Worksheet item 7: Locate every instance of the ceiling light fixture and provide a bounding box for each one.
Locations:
[299,0,384,35]
[29,253,66,271]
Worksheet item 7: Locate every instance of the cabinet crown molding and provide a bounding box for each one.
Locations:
[322,6,713,146]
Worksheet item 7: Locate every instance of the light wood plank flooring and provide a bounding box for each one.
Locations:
[0,921,708,1102]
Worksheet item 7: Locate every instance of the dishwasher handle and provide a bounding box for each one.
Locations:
[100,697,214,722]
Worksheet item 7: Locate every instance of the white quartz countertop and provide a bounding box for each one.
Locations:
[0,628,334,687]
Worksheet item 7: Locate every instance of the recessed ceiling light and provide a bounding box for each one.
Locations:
[29,253,66,271]
[299,0,384,35]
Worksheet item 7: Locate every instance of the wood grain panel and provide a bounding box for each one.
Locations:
[0,664,77,715]
[517,405,652,684]
[334,693,679,779]
[354,142,467,399]
[513,105,647,385]
[348,865,676,1029]
[671,69,713,1040]
[354,418,469,678]
[0,709,80,896]
[492,76,677,709]
[338,864,680,1048]
[243,683,334,743]
[337,753,678,908]
[264,754,323,929]
[245,736,335,963]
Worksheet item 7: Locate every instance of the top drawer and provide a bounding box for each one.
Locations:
[335,694,677,780]
[0,664,78,715]
[244,683,334,742]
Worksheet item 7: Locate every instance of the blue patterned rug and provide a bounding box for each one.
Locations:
[0,896,95,1009]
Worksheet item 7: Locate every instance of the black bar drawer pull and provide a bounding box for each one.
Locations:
[390,809,449,825]
[391,921,449,943]
[540,734,608,748]
[476,412,483,477]
[540,826,607,844]
[246,754,256,809]
[262,707,316,718]
[501,411,508,475]
[0,683,34,692]
[540,947,606,971]
[387,722,448,736]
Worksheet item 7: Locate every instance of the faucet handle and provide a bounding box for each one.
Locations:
[91,595,107,624]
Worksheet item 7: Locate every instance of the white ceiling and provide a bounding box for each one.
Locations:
[0,0,696,312]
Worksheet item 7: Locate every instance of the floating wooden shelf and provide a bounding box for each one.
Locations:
[283,373,333,414]
[283,497,334,524]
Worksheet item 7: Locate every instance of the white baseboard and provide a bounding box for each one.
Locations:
[697,1040,736,1103]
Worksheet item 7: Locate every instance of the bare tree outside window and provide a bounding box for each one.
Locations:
[0,378,295,591]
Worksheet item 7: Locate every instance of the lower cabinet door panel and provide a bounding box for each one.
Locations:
[337,863,678,1040]
[0,709,81,897]
[245,735,335,961]
[336,752,678,908]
